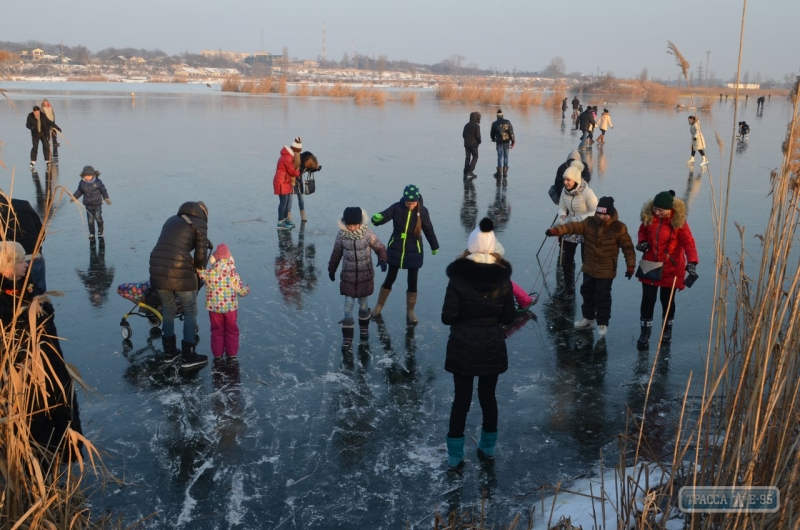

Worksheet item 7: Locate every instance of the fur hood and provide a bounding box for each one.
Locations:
[446,256,512,283]
[640,197,687,228]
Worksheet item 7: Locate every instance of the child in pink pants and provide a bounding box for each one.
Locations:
[197,243,250,361]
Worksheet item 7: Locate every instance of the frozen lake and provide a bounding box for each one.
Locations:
[0,82,789,528]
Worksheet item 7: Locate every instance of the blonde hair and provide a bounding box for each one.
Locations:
[0,241,25,272]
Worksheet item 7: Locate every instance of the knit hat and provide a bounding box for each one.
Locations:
[212,243,231,261]
[653,190,676,210]
[342,207,362,225]
[596,196,616,216]
[496,109,503,117]
[403,184,420,202]
[80,165,98,177]
[563,162,584,185]
[468,218,497,255]
[567,150,581,162]
[0,241,25,273]
[291,136,302,150]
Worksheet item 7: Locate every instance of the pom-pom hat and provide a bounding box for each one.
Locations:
[468,218,498,255]
[653,190,676,210]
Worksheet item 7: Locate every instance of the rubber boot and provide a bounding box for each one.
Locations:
[371,287,391,317]
[180,340,208,371]
[637,319,653,349]
[358,309,371,339]
[162,335,180,365]
[446,436,465,469]
[493,166,502,179]
[557,263,575,298]
[662,319,674,343]
[406,291,418,325]
[502,166,508,179]
[341,318,355,352]
[477,430,498,461]
[300,210,307,222]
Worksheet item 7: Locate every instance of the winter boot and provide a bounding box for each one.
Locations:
[661,319,674,344]
[493,167,502,179]
[477,430,498,461]
[162,335,180,365]
[180,340,208,371]
[701,156,709,166]
[687,156,695,165]
[406,291,419,325]
[637,319,653,349]
[446,436,465,469]
[358,309,371,339]
[371,287,391,317]
[467,170,477,179]
[502,166,508,179]
[574,317,596,329]
[557,263,575,298]
[341,318,355,352]
[300,210,308,222]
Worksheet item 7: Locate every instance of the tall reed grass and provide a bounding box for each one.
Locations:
[641,80,679,105]
[352,85,386,104]
[544,82,567,108]
[66,75,108,82]
[399,92,418,104]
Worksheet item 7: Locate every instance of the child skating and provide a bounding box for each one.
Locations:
[72,165,111,239]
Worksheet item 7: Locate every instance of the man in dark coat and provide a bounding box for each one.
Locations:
[149,201,210,370]
[572,96,580,112]
[489,109,515,179]
[25,105,61,170]
[0,192,47,291]
[462,111,481,180]
[578,107,596,149]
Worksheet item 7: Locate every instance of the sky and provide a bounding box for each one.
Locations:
[2,0,798,81]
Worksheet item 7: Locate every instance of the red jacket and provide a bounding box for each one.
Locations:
[637,197,698,290]
[272,146,300,195]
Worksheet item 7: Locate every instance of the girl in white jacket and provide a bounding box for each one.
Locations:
[554,162,598,297]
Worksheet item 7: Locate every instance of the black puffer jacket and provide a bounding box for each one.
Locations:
[553,159,592,198]
[442,257,516,376]
[73,176,109,206]
[26,111,61,137]
[463,112,481,147]
[0,278,83,459]
[149,202,210,291]
[373,197,439,270]
[0,197,44,255]
[579,109,596,132]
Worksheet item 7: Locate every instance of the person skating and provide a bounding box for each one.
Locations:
[371,184,439,324]
[328,207,388,350]
[71,166,111,240]
[442,218,517,468]
[578,106,596,150]
[550,150,592,204]
[687,116,708,166]
[738,121,750,139]
[596,109,613,144]
[149,201,211,370]
[197,243,250,363]
[25,105,61,170]
[553,162,597,297]
[545,197,636,337]
[635,190,698,348]
[571,96,580,122]
[40,99,60,158]
[490,109,515,179]
[462,111,481,180]
[561,98,569,118]
[273,138,302,230]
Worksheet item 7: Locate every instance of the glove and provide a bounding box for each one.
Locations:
[377,260,387,272]
[69,197,76,203]
[545,228,558,237]
[105,199,112,205]
[510,142,516,149]
[290,177,296,188]
[625,266,635,279]
[636,241,650,253]
[329,271,336,282]
[371,213,383,225]
[432,249,438,255]
[686,262,697,275]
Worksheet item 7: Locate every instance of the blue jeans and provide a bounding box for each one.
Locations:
[290,181,304,211]
[29,255,46,292]
[157,289,198,344]
[343,296,369,322]
[496,143,509,167]
[278,194,291,221]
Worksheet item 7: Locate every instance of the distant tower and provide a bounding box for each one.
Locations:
[322,22,326,62]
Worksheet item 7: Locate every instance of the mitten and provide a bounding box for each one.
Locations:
[378,260,387,272]
[686,262,697,275]
[329,271,336,282]
[625,266,635,279]
[105,199,112,205]
[432,249,438,255]
[636,241,650,252]
[545,228,558,237]
[371,213,383,225]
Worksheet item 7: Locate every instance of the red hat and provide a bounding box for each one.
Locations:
[212,243,231,261]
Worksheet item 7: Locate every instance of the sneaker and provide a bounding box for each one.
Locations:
[687,158,695,165]
[598,325,608,337]
[89,234,95,240]
[277,220,290,230]
[467,171,477,179]
[29,161,35,169]
[701,158,709,166]
[574,318,596,329]
[284,219,296,228]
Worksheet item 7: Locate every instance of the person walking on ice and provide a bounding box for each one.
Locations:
[71,166,111,240]
[596,109,613,144]
[687,116,708,167]
[490,109,515,180]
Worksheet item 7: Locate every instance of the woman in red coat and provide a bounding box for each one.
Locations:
[635,190,698,348]
[273,138,302,230]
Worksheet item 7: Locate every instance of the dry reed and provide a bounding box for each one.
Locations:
[221,75,242,92]
[436,82,458,100]
[667,41,696,109]
[544,82,567,108]
[399,91,418,104]
[66,75,107,82]
[294,82,311,97]
[641,80,679,105]
[353,85,387,104]
[696,94,715,111]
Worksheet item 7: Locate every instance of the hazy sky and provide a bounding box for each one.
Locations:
[2,0,797,80]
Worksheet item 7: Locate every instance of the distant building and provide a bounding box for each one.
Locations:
[129,56,147,64]
[200,50,250,62]
[32,48,44,61]
[727,83,760,89]
[301,60,319,68]
[244,52,281,76]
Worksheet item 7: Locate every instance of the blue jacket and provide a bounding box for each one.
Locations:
[374,197,439,269]
[74,177,109,206]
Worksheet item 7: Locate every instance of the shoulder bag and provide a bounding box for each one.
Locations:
[635,259,663,281]
[304,173,316,195]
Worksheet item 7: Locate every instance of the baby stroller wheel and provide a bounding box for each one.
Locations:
[148,315,161,328]
[121,323,133,340]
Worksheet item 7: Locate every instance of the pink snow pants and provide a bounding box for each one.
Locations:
[511,281,532,308]
[209,310,240,358]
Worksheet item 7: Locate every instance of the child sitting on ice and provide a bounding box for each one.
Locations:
[197,243,250,363]
[328,207,388,351]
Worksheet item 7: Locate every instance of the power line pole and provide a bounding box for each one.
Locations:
[322,21,326,62]
[706,50,711,85]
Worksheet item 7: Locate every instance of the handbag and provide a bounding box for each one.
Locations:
[635,259,664,280]
[548,184,560,205]
[304,174,316,195]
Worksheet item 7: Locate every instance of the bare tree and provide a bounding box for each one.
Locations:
[341,52,349,68]
[541,57,566,78]
[639,67,648,82]
[448,53,465,74]
[376,54,387,77]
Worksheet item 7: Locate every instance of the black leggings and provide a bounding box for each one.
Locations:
[448,373,499,438]
[640,283,677,321]
[691,148,706,157]
[382,265,418,292]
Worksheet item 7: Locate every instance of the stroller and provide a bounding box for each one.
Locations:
[117,280,196,340]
